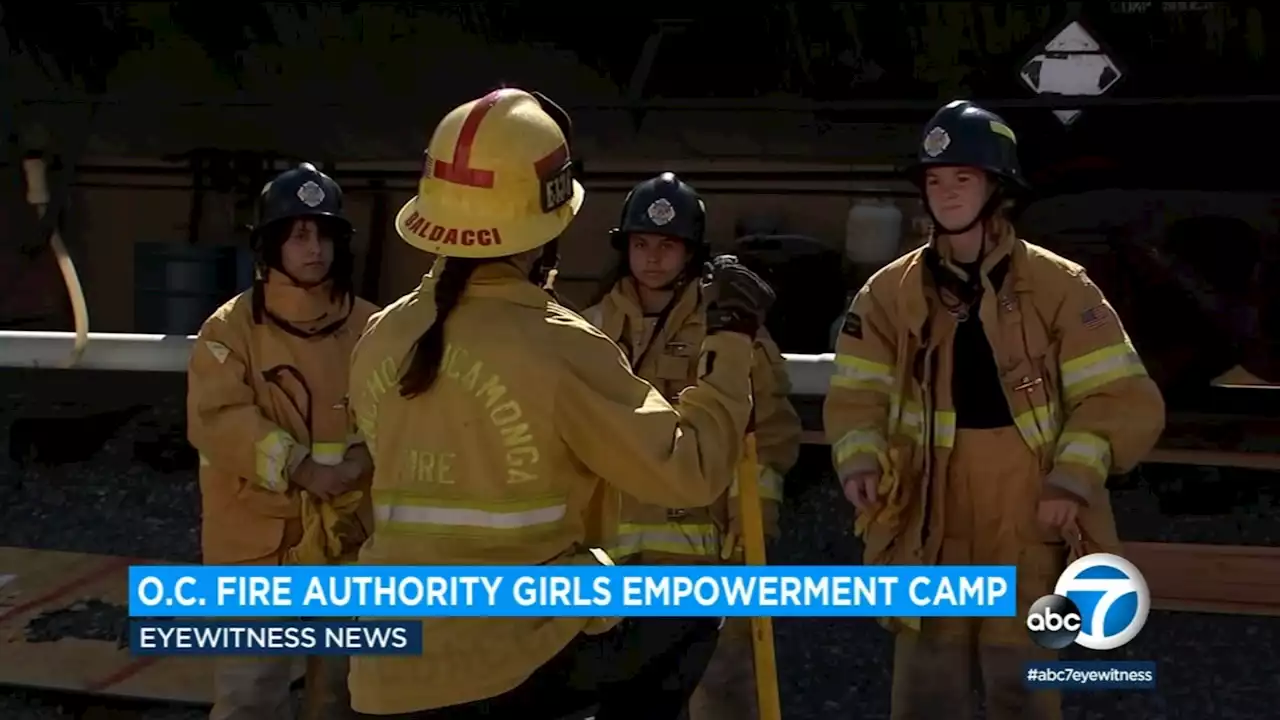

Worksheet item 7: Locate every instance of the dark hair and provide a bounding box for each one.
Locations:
[258,216,354,302]
[398,258,481,398]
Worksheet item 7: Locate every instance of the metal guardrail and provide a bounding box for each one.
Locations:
[0,331,196,374]
[0,331,839,393]
[2,330,1277,470]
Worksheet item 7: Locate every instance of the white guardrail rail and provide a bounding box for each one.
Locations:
[0,331,838,396]
[7,331,1280,470]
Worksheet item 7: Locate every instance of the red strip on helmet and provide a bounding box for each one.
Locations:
[432,89,508,189]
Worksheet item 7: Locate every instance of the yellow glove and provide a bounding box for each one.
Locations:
[853,448,903,538]
[321,490,365,558]
[849,449,919,633]
[284,490,364,566]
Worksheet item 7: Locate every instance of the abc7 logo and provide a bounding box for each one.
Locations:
[1025,553,1151,651]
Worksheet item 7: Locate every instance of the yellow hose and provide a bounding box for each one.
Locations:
[22,155,90,367]
[736,432,783,720]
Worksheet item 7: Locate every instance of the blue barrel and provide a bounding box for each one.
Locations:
[134,243,253,335]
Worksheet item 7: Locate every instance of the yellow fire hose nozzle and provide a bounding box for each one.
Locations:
[22,154,90,368]
[737,431,783,720]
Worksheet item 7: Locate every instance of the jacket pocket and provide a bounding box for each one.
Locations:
[200,476,288,564]
[654,353,694,400]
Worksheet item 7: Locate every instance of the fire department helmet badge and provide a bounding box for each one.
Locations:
[923,127,951,158]
[647,198,676,226]
[297,180,326,208]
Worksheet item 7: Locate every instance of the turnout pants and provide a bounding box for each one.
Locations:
[353,617,720,720]
[211,652,355,720]
[210,522,358,720]
[687,616,758,720]
[890,427,1065,720]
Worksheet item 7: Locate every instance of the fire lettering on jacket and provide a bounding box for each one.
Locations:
[356,355,400,446]
[406,450,455,484]
[402,211,503,247]
[442,344,540,484]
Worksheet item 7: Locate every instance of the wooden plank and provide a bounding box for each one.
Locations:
[798,431,1280,470]
[0,547,303,704]
[1124,541,1280,616]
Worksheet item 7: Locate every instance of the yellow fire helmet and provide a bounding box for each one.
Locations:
[395,88,586,258]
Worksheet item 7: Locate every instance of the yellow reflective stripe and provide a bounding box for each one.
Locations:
[372,492,566,535]
[889,398,953,447]
[1060,343,1147,403]
[312,442,347,466]
[892,398,924,442]
[1055,431,1112,478]
[729,466,785,502]
[254,430,295,492]
[932,411,956,448]
[1013,404,1059,450]
[831,355,895,393]
[833,428,886,467]
[609,522,720,559]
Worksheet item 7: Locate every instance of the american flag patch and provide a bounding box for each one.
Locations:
[1080,305,1110,330]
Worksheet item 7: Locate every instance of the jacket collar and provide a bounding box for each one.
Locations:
[418,259,553,309]
[899,223,1033,336]
[605,276,702,324]
[262,271,348,331]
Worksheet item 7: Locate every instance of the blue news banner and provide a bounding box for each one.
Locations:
[128,565,1016,655]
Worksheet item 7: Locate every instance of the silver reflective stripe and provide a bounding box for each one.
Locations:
[610,523,720,558]
[833,428,886,466]
[830,355,894,393]
[374,502,566,530]
[1055,431,1112,478]
[1060,343,1147,401]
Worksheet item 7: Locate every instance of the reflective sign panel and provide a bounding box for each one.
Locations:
[1020,21,1123,126]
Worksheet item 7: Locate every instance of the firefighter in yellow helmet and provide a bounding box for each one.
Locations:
[582,173,801,720]
[187,163,380,720]
[346,88,777,719]
[823,101,1165,720]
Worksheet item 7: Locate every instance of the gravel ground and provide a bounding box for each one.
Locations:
[2,369,1279,719]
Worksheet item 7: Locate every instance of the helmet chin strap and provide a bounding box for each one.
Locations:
[925,187,1003,272]
[658,241,709,293]
[656,272,688,293]
[262,262,328,290]
[526,238,561,291]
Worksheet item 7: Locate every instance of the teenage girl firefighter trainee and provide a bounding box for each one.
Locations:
[187,163,380,720]
[824,100,1164,720]
[345,88,777,720]
[582,172,801,720]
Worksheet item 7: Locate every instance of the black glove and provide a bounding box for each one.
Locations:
[700,254,776,337]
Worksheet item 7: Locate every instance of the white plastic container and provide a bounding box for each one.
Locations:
[845,199,904,265]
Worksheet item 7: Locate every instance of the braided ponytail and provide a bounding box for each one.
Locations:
[398,258,480,398]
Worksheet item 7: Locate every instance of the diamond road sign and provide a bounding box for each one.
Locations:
[1019,20,1122,126]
